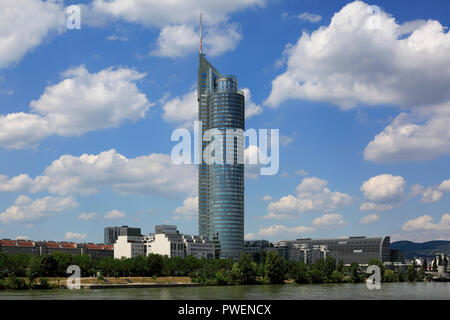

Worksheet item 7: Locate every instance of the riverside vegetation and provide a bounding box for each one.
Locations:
[0,251,431,290]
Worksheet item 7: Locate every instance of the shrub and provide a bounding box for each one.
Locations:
[5,276,28,290]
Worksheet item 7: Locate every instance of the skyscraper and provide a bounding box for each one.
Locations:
[198,52,245,259]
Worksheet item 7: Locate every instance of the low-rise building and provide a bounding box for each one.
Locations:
[0,239,113,258]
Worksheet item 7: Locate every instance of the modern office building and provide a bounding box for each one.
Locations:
[104,226,142,245]
[198,52,245,260]
[275,236,391,265]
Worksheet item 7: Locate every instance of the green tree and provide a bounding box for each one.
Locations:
[146,254,164,276]
[72,255,92,277]
[264,251,286,284]
[406,260,417,282]
[383,269,396,282]
[234,254,257,285]
[306,267,323,284]
[336,259,344,273]
[26,255,43,284]
[330,270,344,283]
[292,261,309,284]
[349,263,362,283]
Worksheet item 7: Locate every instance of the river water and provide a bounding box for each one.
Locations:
[0,282,449,300]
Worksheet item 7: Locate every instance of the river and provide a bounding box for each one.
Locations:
[0,282,449,299]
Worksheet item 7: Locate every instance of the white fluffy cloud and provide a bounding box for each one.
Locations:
[266,1,450,162]
[439,179,450,193]
[65,232,87,240]
[0,149,197,197]
[402,214,450,232]
[0,66,152,149]
[0,195,77,223]
[364,111,450,162]
[151,23,242,57]
[360,213,379,224]
[162,89,197,126]
[245,224,314,240]
[104,210,126,219]
[242,88,263,119]
[409,178,450,203]
[393,213,450,242]
[0,0,65,69]
[360,174,405,211]
[312,213,346,228]
[174,196,198,220]
[91,0,264,57]
[267,177,354,215]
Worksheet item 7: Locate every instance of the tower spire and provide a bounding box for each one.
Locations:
[199,12,203,55]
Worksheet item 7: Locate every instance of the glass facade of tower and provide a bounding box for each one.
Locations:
[198,54,245,259]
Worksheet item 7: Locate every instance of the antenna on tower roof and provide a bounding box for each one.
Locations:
[199,12,203,55]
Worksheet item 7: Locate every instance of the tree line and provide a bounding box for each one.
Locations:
[0,251,430,290]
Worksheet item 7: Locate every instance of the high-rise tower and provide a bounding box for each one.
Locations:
[197,52,245,259]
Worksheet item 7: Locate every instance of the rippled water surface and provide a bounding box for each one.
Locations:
[0,282,449,300]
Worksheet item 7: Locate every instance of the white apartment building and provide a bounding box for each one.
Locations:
[114,235,145,259]
[113,225,215,260]
[146,225,215,259]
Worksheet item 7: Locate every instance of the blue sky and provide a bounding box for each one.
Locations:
[0,0,450,243]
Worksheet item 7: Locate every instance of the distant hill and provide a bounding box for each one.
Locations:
[391,240,450,259]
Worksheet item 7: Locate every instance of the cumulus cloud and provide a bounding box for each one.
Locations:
[174,196,198,220]
[78,212,99,221]
[245,224,314,240]
[439,179,450,193]
[267,177,355,215]
[65,232,87,240]
[104,210,126,219]
[0,66,152,149]
[266,1,450,162]
[312,213,346,228]
[0,0,65,69]
[0,149,197,197]
[364,111,450,162]
[162,89,197,126]
[0,195,77,223]
[360,174,405,211]
[360,213,379,224]
[393,213,450,241]
[402,214,450,232]
[91,0,264,57]
[409,178,450,203]
[242,88,263,118]
[151,22,242,57]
